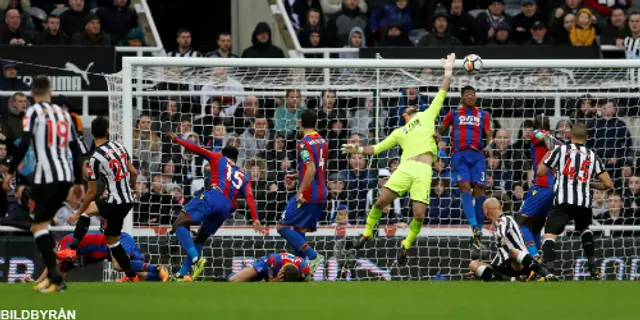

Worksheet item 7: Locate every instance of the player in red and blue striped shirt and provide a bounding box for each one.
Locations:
[517,114,561,258]
[227,252,311,282]
[167,132,263,281]
[439,86,493,251]
[279,110,328,274]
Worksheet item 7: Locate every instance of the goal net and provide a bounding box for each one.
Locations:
[106,58,640,281]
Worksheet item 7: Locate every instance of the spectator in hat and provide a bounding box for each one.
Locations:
[0,63,29,118]
[97,0,138,45]
[0,8,34,45]
[602,8,630,46]
[33,14,69,45]
[117,26,146,47]
[378,22,413,47]
[550,0,605,36]
[512,0,544,45]
[325,0,371,47]
[417,11,461,47]
[70,12,111,45]
[570,7,596,46]
[330,204,351,226]
[446,0,475,45]
[241,22,285,58]
[300,26,327,58]
[487,21,512,45]
[525,21,553,45]
[60,0,89,37]
[327,172,348,221]
[370,0,412,42]
[474,0,510,45]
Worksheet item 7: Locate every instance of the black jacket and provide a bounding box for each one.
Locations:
[97,0,138,45]
[600,24,630,45]
[474,10,510,45]
[32,30,69,45]
[60,9,88,38]
[0,24,34,44]
[447,11,476,45]
[70,30,111,46]
[241,22,285,58]
[524,37,554,45]
[511,12,544,45]
[379,25,413,47]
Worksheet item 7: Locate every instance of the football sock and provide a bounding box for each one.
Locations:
[520,225,539,257]
[178,245,202,276]
[176,226,199,263]
[278,227,317,260]
[70,214,91,250]
[474,195,486,229]
[363,205,383,238]
[461,192,477,229]
[581,230,596,266]
[130,260,146,272]
[145,270,160,281]
[403,218,424,250]
[108,241,136,278]
[293,230,306,257]
[542,238,556,273]
[533,233,541,252]
[34,229,62,285]
[518,251,549,276]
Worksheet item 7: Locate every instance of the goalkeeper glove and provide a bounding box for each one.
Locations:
[442,53,456,77]
[341,144,363,154]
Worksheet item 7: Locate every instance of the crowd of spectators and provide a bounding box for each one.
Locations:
[0,0,141,46]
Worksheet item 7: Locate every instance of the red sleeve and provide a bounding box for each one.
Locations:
[583,0,613,16]
[442,110,453,127]
[242,179,259,221]
[483,111,492,131]
[173,136,221,162]
[59,236,72,250]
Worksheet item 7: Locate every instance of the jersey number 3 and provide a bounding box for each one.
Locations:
[109,154,129,181]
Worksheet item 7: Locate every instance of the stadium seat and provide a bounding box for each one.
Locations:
[505,8,521,18]
[467,9,484,18]
[91,7,99,13]
[28,7,47,25]
[51,7,69,16]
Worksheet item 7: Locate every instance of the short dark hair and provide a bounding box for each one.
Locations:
[31,75,51,96]
[461,85,476,95]
[630,11,640,17]
[176,28,190,37]
[254,111,267,121]
[46,14,60,22]
[280,263,302,282]
[571,123,588,140]
[322,89,337,97]
[533,114,550,131]
[300,109,317,129]
[221,145,239,162]
[91,116,109,139]
[217,32,231,39]
[181,115,192,123]
[286,89,300,97]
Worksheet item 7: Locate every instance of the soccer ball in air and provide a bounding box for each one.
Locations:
[462,54,483,73]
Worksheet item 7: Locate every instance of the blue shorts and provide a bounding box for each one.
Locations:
[520,185,554,218]
[280,198,325,231]
[251,258,270,282]
[451,150,486,188]
[184,189,232,235]
[120,233,144,261]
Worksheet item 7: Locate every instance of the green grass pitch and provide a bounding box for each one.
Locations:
[0,282,637,320]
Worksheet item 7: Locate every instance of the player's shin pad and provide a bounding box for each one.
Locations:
[403,219,423,250]
[363,206,383,238]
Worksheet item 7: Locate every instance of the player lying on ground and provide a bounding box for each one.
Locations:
[57,116,142,282]
[341,53,456,264]
[437,85,493,252]
[278,110,328,274]
[468,198,557,282]
[516,114,561,258]
[227,252,310,282]
[537,123,613,279]
[29,231,168,289]
[167,131,263,281]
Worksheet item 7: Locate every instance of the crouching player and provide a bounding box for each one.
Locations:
[468,198,557,282]
[28,231,169,288]
[227,252,310,282]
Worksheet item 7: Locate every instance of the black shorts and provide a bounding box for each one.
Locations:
[515,214,546,234]
[31,182,72,223]
[544,203,593,235]
[95,199,133,237]
[494,261,531,278]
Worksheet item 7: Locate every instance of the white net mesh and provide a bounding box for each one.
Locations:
[106,63,640,281]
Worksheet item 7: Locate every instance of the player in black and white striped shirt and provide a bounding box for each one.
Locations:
[2,75,85,293]
[57,116,141,282]
[538,123,613,279]
[469,198,555,282]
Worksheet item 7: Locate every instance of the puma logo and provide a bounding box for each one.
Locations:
[65,62,95,86]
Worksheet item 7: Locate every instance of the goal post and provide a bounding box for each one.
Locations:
[106,56,640,281]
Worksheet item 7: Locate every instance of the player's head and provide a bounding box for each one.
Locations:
[31,75,52,99]
[221,145,239,162]
[401,105,420,121]
[482,197,502,222]
[91,116,109,139]
[460,85,476,108]
[571,122,588,143]
[279,263,302,282]
[299,109,317,130]
[533,113,550,131]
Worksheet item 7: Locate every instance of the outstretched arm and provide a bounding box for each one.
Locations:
[421,53,455,123]
[342,132,397,156]
[169,133,220,162]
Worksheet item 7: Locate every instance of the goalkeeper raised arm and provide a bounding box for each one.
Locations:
[341,53,455,264]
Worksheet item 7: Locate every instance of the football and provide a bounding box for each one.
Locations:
[462,54,483,73]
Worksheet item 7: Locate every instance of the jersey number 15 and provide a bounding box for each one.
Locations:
[226,163,245,189]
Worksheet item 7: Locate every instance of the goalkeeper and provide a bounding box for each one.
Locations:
[341,53,455,264]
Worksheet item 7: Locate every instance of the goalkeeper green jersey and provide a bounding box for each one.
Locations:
[374,89,447,161]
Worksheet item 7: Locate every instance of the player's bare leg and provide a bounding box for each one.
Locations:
[354,187,398,249]
[397,201,426,265]
[31,221,66,292]
[228,267,259,282]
